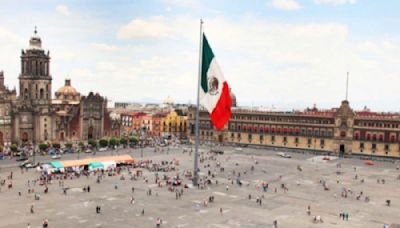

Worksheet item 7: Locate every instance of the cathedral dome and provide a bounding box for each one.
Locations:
[56,79,79,96]
[54,79,80,103]
[163,96,174,105]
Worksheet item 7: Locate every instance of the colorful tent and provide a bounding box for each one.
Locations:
[50,161,64,169]
[89,162,104,169]
[59,155,135,168]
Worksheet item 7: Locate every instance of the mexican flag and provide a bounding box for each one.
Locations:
[200,34,232,130]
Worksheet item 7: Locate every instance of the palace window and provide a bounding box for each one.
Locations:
[379,135,384,142]
[260,135,264,141]
[295,137,299,144]
[354,132,359,140]
[372,143,376,150]
[384,144,389,151]
[271,135,275,142]
[360,142,364,149]
[283,136,287,143]
[320,139,325,145]
[340,131,346,137]
[307,138,312,145]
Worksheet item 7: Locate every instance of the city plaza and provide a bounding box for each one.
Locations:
[0,145,399,228]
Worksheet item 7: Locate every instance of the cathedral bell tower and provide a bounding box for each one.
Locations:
[16,27,53,144]
[19,27,52,105]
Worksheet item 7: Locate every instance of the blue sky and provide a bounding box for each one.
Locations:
[0,0,399,111]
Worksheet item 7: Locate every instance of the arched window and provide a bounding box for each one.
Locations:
[40,88,44,99]
[354,132,359,140]
[24,88,29,100]
[340,131,346,137]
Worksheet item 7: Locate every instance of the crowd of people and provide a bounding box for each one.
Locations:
[0,144,399,227]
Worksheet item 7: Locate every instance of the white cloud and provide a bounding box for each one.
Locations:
[117,16,171,39]
[162,0,200,8]
[90,43,119,52]
[0,27,24,45]
[314,0,357,5]
[56,4,70,16]
[270,0,302,10]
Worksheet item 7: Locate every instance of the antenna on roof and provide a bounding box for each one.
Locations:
[345,72,349,101]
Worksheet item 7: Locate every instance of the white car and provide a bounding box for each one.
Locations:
[51,155,61,159]
[99,147,107,152]
[276,152,291,158]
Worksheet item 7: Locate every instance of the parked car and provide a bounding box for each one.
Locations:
[16,156,29,162]
[276,152,291,158]
[20,161,40,168]
[210,149,224,155]
[51,155,61,159]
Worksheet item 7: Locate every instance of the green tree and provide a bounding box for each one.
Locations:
[39,143,48,151]
[65,142,73,148]
[79,141,85,150]
[109,138,117,147]
[99,139,109,147]
[129,137,139,145]
[52,143,61,149]
[120,138,128,145]
[10,144,18,153]
[88,139,97,147]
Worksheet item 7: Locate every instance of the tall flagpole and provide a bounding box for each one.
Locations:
[193,19,203,186]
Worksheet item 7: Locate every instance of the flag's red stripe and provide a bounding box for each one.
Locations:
[210,82,232,130]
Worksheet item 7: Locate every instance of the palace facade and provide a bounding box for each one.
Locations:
[188,100,400,158]
[0,29,119,146]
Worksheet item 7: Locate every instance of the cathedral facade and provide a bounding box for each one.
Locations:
[0,29,120,146]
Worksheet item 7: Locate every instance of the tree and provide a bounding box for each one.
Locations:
[65,142,73,148]
[99,139,108,148]
[79,141,85,150]
[129,137,139,145]
[88,139,97,147]
[109,138,117,147]
[52,143,61,149]
[10,144,18,153]
[120,138,128,145]
[39,143,48,151]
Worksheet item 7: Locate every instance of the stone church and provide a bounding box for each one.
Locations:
[0,28,120,146]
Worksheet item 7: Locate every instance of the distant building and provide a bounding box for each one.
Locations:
[161,109,188,138]
[0,28,119,146]
[189,100,400,158]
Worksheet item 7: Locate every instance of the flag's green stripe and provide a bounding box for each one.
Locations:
[201,34,214,93]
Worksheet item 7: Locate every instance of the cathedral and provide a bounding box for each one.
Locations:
[0,28,120,146]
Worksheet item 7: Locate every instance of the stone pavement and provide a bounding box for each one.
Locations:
[0,146,399,227]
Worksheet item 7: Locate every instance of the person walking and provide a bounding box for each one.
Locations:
[156,217,162,227]
[42,218,48,228]
[30,205,34,214]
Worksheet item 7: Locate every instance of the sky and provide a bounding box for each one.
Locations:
[0,0,399,111]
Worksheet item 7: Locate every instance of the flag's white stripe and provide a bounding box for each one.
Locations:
[200,58,226,112]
